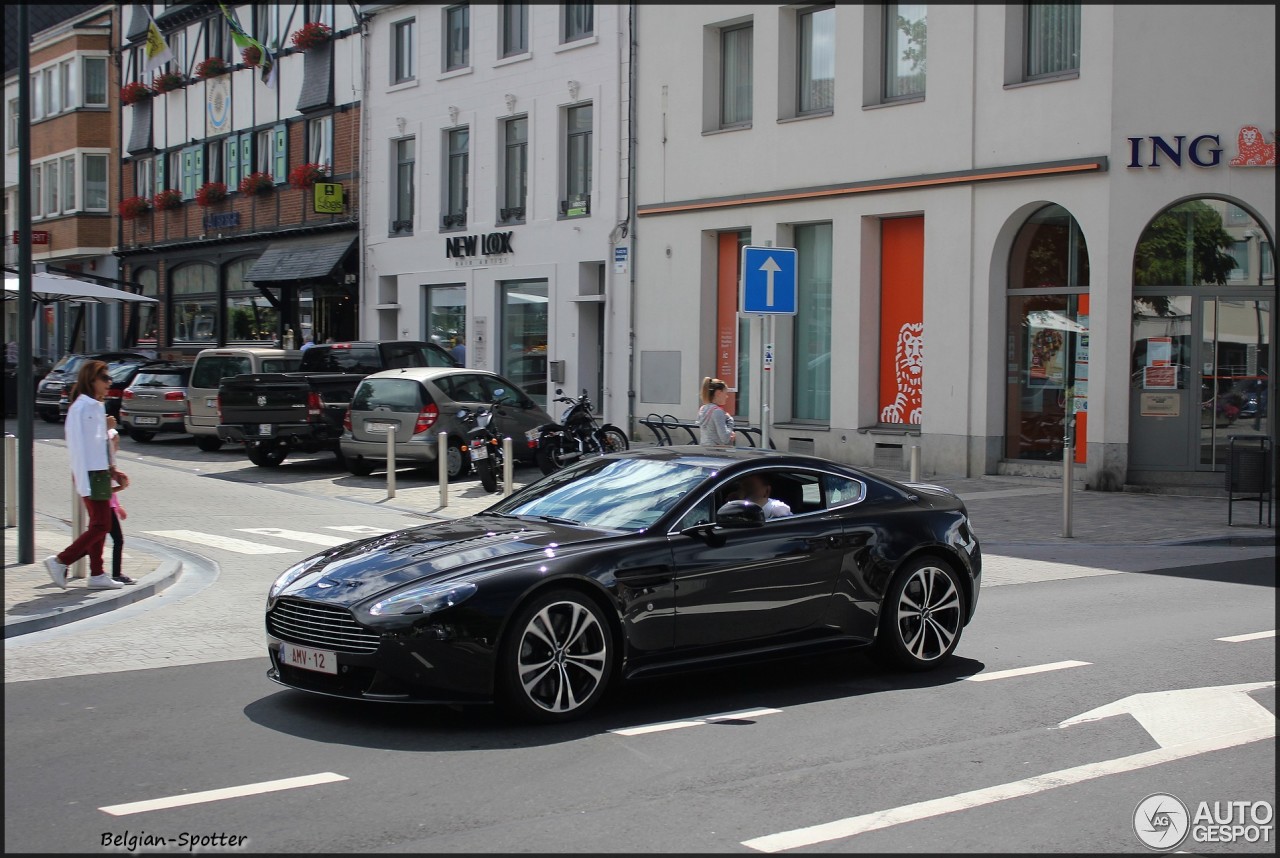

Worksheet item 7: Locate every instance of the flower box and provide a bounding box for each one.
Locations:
[291,21,332,51]
[195,57,230,79]
[241,45,261,67]
[239,172,275,195]
[119,196,152,220]
[288,162,328,189]
[195,181,228,207]
[120,81,151,106]
[152,189,183,211]
[151,70,186,93]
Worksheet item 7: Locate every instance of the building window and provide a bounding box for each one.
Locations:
[61,60,77,110]
[500,279,549,406]
[1262,242,1274,280]
[798,6,835,114]
[393,19,415,83]
[308,115,333,170]
[501,116,528,223]
[884,4,926,100]
[225,257,277,344]
[83,57,108,107]
[1229,240,1250,280]
[84,154,107,210]
[426,285,467,364]
[254,5,280,52]
[206,16,232,59]
[168,150,183,191]
[502,3,528,57]
[135,157,154,198]
[445,5,470,71]
[254,129,272,173]
[31,168,42,218]
[43,162,59,217]
[305,3,335,31]
[721,23,753,127]
[62,156,76,212]
[171,263,219,344]
[45,66,62,116]
[1026,3,1080,79]
[563,3,593,42]
[444,127,469,229]
[393,137,414,234]
[134,269,160,344]
[6,99,17,150]
[31,71,44,121]
[794,223,832,421]
[207,139,225,185]
[564,104,591,217]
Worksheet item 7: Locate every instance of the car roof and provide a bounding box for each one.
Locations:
[194,347,301,358]
[359,366,500,383]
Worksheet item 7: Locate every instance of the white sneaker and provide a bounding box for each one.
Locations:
[87,574,124,590]
[44,556,67,589]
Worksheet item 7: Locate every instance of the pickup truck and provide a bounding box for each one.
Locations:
[216,340,458,467]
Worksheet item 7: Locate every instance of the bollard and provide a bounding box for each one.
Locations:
[502,437,514,497]
[438,432,448,508]
[385,428,396,500]
[909,445,920,482]
[4,434,15,527]
[1062,417,1075,539]
[70,481,87,579]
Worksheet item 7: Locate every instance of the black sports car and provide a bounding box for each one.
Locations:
[265,446,982,723]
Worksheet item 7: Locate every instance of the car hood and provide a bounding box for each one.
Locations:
[279,515,611,606]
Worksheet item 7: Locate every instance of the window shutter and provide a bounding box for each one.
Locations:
[227,136,239,189]
[194,147,204,184]
[182,148,196,199]
[273,123,287,183]
[155,155,165,194]
[240,134,252,183]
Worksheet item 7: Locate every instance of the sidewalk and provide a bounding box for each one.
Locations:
[4,460,1273,639]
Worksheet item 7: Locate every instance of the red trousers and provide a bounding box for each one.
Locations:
[56,497,113,576]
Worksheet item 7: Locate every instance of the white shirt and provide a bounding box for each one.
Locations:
[65,394,110,497]
[759,498,792,520]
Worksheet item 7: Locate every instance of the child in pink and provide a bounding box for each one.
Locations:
[107,425,136,585]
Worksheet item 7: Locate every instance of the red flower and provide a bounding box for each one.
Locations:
[291,21,332,51]
[151,70,186,93]
[118,196,152,220]
[152,189,183,211]
[239,172,275,195]
[195,182,228,207]
[288,163,328,189]
[241,45,261,67]
[120,81,151,106]
[195,57,229,79]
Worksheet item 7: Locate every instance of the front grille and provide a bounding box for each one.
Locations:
[267,598,381,654]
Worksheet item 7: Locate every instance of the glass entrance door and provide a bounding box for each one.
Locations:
[1199,297,1271,470]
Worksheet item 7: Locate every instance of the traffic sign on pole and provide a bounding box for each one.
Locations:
[740,246,798,315]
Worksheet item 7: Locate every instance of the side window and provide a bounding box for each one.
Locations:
[825,474,866,506]
[675,492,716,531]
[193,357,250,388]
[439,373,487,402]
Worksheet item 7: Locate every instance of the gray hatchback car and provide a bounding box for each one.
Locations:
[119,364,193,442]
[340,367,553,479]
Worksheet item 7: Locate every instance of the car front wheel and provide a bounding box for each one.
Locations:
[246,441,288,468]
[875,556,966,671]
[498,589,614,724]
[194,435,223,452]
[130,428,156,443]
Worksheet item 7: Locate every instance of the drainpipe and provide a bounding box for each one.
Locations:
[625,2,638,437]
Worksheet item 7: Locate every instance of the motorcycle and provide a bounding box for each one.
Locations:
[531,388,629,475]
[457,401,503,493]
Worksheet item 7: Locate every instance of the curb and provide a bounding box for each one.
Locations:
[3,557,183,639]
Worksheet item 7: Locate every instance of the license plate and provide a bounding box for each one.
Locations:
[365,421,397,434]
[280,642,337,675]
[206,397,217,408]
[258,424,272,436]
[134,416,159,425]
[469,445,489,461]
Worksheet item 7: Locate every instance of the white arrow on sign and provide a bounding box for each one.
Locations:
[759,256,781,307]
[742,680,1276,852]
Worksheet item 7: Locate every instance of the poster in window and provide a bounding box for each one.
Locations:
[878,217,924,424]
[1028,326,1066,388]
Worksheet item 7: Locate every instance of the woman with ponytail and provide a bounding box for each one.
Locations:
[697,377,735,446]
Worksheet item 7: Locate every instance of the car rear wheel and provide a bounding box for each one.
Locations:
[345,456,375,477]
[498,589,614,724]
[194,436,223,452]
[246,440,288,468]
[875,556,966,671]
[130,428,156,443]
[39,408,60,424]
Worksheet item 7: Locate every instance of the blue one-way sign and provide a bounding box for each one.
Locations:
[741,246,798,315]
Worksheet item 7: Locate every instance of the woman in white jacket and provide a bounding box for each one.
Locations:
[44,360,130,589]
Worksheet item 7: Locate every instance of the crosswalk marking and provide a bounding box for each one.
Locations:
[610,707,783,737]
[143,530,295,554]
[1216,629,1275,643]
[964,660,1091,682]
[237,528,353,547]
[100,772,348,816]
[326,525,395,535]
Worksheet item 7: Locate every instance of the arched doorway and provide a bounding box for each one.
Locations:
[1129,197,1274,473]
[1004,204,1091,462]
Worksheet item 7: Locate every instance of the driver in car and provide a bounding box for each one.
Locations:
[727,473,792,520]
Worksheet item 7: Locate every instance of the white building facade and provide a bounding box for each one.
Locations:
[631,3,1275,491]
[359,3,633,422]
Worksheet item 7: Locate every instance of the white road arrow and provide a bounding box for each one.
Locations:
[759,256,781,307]
[742,681,1276,852]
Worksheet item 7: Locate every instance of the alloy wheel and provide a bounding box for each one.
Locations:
[515,599,609,716]
[894,564,962,663]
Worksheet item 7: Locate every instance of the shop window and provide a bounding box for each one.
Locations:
[794,223,832,421]
[1005,204,1090,461]
[134,269,160,345]
[171,263,219,345]
[425,284,466,365]
[501,279,549,405]
[225,257,277,344]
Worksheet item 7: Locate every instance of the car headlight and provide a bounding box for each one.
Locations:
[368,581,478,617]
[268,554,329,600]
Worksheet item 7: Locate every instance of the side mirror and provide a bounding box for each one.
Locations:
[715,500,765,528]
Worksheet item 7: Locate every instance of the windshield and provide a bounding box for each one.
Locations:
[488,457,718,531]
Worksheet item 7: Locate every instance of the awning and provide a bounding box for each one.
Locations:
[4,273,159,305]
[247,234,356,283]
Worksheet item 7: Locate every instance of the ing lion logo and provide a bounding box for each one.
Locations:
[880,322,923,425]
[1229,125,1276,166]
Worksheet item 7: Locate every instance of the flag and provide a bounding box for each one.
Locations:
[218,3,276,90]
[142,7,174,74]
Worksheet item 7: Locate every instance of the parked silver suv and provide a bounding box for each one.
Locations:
[340,367,553,479]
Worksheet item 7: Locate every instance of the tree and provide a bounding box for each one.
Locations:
[1133,200,1238,291]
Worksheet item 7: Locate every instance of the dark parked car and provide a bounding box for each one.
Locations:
[36,351,152,421]
[265,446,982,723]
